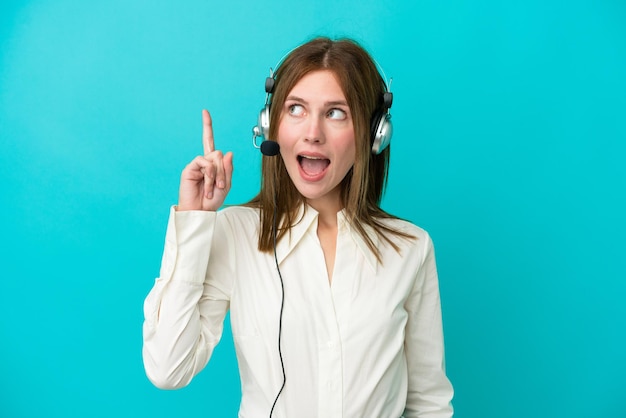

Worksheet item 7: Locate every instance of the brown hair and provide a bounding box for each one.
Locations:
[246,37,413,262]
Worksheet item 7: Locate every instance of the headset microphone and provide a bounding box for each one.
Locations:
[260,140,280,156]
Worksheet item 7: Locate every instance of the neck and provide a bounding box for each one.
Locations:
[306,193,343,228]
[308,196,341,285]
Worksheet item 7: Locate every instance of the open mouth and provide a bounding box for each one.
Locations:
[298,155,331,176]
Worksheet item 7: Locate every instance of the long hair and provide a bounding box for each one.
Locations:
[246,37,413,262]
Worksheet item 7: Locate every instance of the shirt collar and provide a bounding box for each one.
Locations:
[275,204,379,273]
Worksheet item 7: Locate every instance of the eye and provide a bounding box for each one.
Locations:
[327,108,347,120]
[288,104,305,116]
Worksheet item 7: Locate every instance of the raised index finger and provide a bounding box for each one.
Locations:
[202,109,215,155]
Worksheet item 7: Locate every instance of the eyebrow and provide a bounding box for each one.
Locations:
[285,95,349,107]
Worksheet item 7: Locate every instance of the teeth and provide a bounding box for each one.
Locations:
[301,155,323,160]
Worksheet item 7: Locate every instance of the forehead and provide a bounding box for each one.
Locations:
[287,70,346,101]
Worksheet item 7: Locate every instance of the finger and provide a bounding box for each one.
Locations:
[180,164,200,182]
[223,152,234,191]
[185,156,216,198]
[202,109,215,155]
[212,151,226,190]
[181,156,209,181]
[204,172,212,198]
[202,159,217,199]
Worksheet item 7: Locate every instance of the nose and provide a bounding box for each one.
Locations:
[304,114,325,144]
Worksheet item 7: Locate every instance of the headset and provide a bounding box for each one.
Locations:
[252,57,394,156]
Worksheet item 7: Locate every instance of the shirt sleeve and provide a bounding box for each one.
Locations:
[142,206,232,389]
[403,233,454,417]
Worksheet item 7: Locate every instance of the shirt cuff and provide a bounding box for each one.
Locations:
[159,206,217,285]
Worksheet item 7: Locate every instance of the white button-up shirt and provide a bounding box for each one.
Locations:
[143,205,453,417]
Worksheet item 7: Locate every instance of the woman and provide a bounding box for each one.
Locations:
[143,37,454,417]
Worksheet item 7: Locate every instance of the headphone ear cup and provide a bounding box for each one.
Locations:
[258,103,271,140]
[371,112,393,155]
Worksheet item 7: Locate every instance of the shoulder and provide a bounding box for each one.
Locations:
[377,216,435,259]
[211,206,261,247]
[381,216,432,242]
[217,205,260,228]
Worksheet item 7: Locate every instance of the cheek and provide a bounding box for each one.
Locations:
[276,119,296,146]
[339,132,357,162]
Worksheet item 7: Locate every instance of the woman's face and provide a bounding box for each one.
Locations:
[277,70,356,213]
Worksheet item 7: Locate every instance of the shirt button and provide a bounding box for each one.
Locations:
[327,341,334,348]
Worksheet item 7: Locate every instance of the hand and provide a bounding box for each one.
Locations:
[177,110,234,211]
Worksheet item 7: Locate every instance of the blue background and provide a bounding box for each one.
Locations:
[1,0,625,417]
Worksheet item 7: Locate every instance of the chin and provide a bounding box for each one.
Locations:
[295,184,343,208]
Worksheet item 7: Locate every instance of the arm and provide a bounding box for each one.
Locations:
[142,110,235,389]
[404,233,454,417]
[142,207,230,389]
